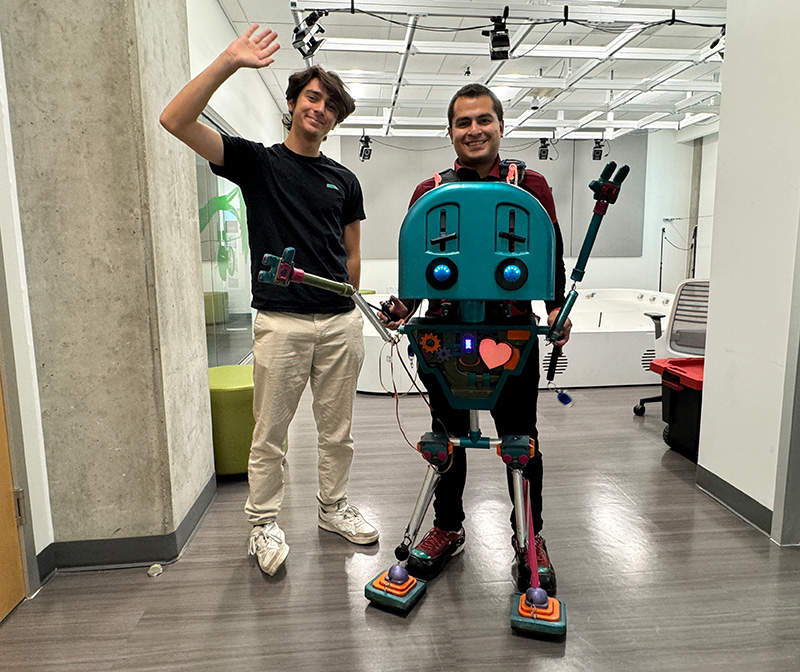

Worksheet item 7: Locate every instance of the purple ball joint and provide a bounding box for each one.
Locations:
[387,564,410,584]
[525,587,549,608]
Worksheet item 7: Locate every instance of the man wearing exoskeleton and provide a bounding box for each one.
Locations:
[381,84,572,596]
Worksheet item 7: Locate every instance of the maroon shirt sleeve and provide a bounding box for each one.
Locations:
[409,177,436,208]
[520,171,558,223]
[520,170,566,312]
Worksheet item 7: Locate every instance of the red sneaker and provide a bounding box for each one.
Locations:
[406,526,465,579]
[534,534,557,595]
[512,534,557,596]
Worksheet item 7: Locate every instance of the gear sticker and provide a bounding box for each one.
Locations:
[420,333,442,353]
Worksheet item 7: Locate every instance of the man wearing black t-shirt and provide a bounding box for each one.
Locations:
[161,23,378,576]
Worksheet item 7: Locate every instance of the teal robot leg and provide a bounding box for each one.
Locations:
[507,466,567,639]
[364,440,449,614]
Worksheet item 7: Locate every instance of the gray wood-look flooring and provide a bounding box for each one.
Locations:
[3,385,800,671]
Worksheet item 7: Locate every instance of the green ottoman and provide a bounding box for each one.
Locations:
[204,291,229,325]
[208,365,255,475]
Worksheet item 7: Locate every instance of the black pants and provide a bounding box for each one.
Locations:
[417,338,543,536]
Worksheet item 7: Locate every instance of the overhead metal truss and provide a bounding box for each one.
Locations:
[290,1,725,139]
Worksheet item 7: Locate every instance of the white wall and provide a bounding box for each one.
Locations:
[694,134,718,279]
[187,0,283,143]
[699,0,800,512]
[0,0,294,559]
[322,135,342,164]
[583,130,693,293]
[0,31,53,553]
[360,129,695,296]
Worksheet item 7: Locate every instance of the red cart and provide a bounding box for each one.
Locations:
[649,357,704,463]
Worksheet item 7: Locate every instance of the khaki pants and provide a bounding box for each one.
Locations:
[245,309,365,525]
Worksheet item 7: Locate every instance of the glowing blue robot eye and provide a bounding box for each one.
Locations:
[426,257,458,289]
[503,264,522,283]
[433,264,452,282]
[495,258,527,290]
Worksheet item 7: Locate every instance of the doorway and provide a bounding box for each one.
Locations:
[0,372,25,621]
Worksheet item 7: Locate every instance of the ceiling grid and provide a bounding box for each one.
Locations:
[217,0,726,139]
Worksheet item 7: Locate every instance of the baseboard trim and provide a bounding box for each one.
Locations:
[36,544,56,584]
[696,465,772,534]
[37,473,216,579]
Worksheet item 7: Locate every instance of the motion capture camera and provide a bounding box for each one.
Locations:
[538,139,549,161]
[482,5,511,61]
[592,139,604,161]
[359,134,372,162]
[292,11,327,59]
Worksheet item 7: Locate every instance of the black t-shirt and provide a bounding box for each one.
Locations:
[210,136,366,313]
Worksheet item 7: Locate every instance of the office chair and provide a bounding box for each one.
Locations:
[633,279,709,416]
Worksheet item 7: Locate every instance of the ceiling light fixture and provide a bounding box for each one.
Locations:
[292,10,328,59]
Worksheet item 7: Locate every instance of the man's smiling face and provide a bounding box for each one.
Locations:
[447,94,504,173]
[287,78,338,140]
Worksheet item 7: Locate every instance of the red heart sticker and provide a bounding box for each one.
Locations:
[479,338,513,369]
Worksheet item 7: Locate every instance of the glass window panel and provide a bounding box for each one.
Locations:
[197,116,254,366]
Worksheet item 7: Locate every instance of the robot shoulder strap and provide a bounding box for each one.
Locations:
[431,160,527,186]
[499,159,526,185]
[433,168,458,187]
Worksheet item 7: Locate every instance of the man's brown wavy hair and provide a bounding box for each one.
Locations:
[283,65,356,131]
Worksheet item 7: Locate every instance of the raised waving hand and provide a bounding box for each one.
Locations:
[225,23,280,70]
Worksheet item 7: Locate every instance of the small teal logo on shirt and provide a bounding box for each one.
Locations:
[326,183,340,191]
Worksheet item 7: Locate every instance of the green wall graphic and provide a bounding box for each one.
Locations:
[199,187,246,281]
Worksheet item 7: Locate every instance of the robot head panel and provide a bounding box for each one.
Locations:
[398,182,555,302]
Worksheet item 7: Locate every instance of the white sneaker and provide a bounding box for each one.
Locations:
[248,521,289,575]
[318,503,379,545]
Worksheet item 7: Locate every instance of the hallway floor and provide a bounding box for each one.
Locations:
[2,386,799,671]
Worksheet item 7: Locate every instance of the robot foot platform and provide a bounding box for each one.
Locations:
[365,565,427,615]
[510,588,567,639]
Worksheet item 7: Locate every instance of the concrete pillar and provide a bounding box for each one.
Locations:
[697,0,800,543]
[0,0,214,565]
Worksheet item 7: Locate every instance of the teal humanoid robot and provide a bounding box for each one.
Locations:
[260,162,629,638]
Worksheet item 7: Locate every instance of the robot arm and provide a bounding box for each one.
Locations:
[547,161,630,343]
[258,247,397,344]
